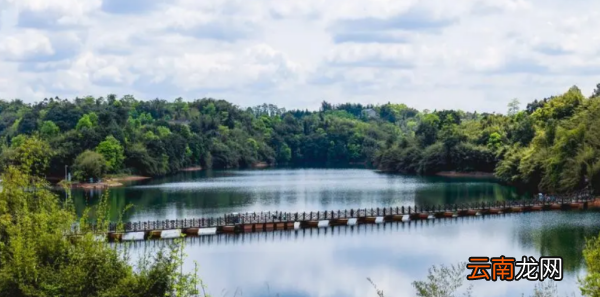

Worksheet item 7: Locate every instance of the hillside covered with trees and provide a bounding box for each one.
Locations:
[1,84,600,195]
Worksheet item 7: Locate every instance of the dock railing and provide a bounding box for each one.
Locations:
[104,188,594,233]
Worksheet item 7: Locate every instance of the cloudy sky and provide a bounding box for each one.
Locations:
[0,0,599,113]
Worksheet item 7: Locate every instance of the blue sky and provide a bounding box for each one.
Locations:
[0,0,599,113]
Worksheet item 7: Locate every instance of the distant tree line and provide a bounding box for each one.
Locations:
[2,84,600,194]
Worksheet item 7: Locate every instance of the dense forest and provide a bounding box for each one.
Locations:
[1,84,600,195]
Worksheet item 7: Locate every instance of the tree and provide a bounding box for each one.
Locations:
[509,113,535,146]
[581,232,600,296]
[73,150,108,181]
[592,83,600,98]
[3,135,53,177]
[532,86,584,123]
[124,142,158,176]
[88,112,99,126]
[76,114,93,130]
[321,101,333,112]
[487,132,503,150]
[277,143,292,163]
[416,114,440,147]
[439,115,464,151]
[0,154,201,296]
[40,120,60,138]
[508,98,520,116]
[412,263,473,297]
[0,85,598,194]
[17,112,38,135]
[9,134,28,149]
[96,135,125,172]
[157,126,171,138]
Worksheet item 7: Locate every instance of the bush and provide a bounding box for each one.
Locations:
[419,143,447,174]
[0,144,203,296]
[73,150,108,182]
[450,143,496,172]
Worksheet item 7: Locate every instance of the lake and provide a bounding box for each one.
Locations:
[71,168,598,297]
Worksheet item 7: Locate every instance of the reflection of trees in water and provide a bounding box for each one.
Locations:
[516,224,600,273]
[70,183,528,221]
[69,187,255,221]
[65,170,249,218]
[414,180,528,206]
[68,189,130,221]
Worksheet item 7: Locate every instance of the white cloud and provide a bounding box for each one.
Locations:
[0,0,600,112]
[10,0,101,28]
[325,44,414,67]
[0,30,53,60]
[119,43,301,98]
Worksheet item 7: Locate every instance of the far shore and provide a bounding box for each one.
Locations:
[435,171,496,178]
[106,175,151,182]
[252,162,270,168]
[180,166,203,172]
[59,175,151,189]
[53,168,497,190]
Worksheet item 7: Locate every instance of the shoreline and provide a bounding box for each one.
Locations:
[63,175,151,189]
[55,168,498,189]
[71,182,123,189]
[252,162,270,168]
[435,171,495,178]
[180,166,203,172]
[107,175,151,182]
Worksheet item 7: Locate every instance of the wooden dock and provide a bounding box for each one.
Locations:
[100,192,598,242]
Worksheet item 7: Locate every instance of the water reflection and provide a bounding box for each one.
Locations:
[67,169,531,222]
[120,211,594,297]
[515,211,600,273]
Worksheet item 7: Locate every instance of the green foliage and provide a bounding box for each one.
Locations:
[0,86,600,194]
[40,120,60,138]
[589,161,600,196]
[419,142,448,174]
[88,112,99,126]
[0,148,202,296]
[540,124,586,192]
[509,112,536,146]
[0,97,395,177]
[10,134,28,148]
[450,143,496,172]
[377,143,422,174]
[581,232,600,296]
[416,113,440,147]
[73,150,108,181]
[157,126,171,138]
[508,98,520,116]
[76,114,94,130]
[373,86,600,194]
[412,263,473,297]
[96,135,125,172]
[139,112,154,125]
[0,135,53,177]
[532,86,584,123]
[487,132,503,150]
[495,147,525,184]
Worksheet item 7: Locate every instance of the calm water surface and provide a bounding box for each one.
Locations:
[70,169,598,297]
[71,168,528,221]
